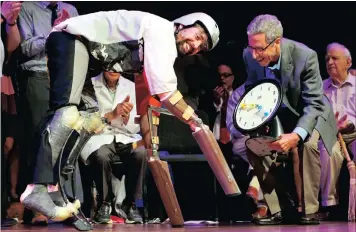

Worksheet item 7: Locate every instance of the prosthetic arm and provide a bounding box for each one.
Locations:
[161,90,241,196]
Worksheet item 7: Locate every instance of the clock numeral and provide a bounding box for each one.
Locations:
[257,95,262,100]
[270,109,272,113]
[268,87,271,91]
[239,117,242,122]
[250,91,253,96]
[274,98,276,103]
[252,122,255,127]
[260,86,262,90]
[273,91,276,95]
[244,122,247,126]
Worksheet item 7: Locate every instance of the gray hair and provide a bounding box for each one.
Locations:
[326,42,352,61]
[247,14,283,43]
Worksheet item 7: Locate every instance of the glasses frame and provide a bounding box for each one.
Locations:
[247,38,277,54]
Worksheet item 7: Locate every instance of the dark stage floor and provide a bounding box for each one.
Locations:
[1,222,355,232]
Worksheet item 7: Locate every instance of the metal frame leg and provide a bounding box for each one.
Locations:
[138,105,184,227]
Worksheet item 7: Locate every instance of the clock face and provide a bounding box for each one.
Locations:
[233,80,282,132]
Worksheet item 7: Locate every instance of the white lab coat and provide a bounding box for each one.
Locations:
[80,73,142,164]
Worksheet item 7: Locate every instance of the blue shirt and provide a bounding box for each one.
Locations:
[18,1,79,72]
[265,54,308,141]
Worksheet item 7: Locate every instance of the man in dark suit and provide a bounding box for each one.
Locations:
[242,14,339,225]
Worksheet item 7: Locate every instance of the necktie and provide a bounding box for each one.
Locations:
[48,4,58,26]
[219,90,230,144]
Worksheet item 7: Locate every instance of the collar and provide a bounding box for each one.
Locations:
[326,72,355,89]
[268,53,281,71]
[102,75,120,91]
[38,1,61,9]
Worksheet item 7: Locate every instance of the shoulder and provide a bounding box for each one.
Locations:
[20,1,38,13]
[21,1,37,8]
[120,76,135,88]
[60,2,79,16]
[283,38,316,60]
[60,2,77,10]
[91,73,103,85]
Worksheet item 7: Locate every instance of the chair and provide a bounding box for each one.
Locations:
[150,110,220,221]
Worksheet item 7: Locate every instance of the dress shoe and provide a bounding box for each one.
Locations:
[254,211,283,225]
[299,213,320,225]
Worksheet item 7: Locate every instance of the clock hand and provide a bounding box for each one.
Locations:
[254,105,269,119]
[240,103,258,110]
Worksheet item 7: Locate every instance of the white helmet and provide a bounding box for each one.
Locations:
[173,12,220,51]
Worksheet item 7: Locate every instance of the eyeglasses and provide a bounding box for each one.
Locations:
[220,73,233,78]
[247,38,277,54]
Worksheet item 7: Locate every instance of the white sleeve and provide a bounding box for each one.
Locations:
[143,18,178,95]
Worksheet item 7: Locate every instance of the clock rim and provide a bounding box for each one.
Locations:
[233,78,283,133]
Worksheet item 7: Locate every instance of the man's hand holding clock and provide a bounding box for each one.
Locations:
[267,132,300,153]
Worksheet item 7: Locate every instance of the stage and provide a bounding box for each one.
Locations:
[1,222,355,232]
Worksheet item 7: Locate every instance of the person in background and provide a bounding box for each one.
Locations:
[1,1,22,227]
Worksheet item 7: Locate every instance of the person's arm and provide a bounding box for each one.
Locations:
[226,86,246,139]
[294,51,325,140]
[18,4,47,57]
[6,23,20,54]
[143,18,178,99]
[2,1,21,53]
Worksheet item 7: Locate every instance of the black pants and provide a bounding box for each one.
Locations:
[89,141,146,205]
[31,31,90,184]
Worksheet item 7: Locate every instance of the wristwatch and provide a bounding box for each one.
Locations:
[7,20,17,26]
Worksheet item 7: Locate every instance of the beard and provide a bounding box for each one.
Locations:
[176,40,194,56]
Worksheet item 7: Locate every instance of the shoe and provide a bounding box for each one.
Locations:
[147,218,161,224]
[254,211,283,225]
[318,205,338,221]
[124,203,143,224]
[252,203,268,220]
[1,218,18,227]
[114,204,127,219]
[299,213,320,225]
[7,202,24,221]
[31,211,48,225]
[93,202,111,224]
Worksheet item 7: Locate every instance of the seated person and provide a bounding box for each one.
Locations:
[319,42,356,219]
[226,83,268,219]
[80,71,146,224]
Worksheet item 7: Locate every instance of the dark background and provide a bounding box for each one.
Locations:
[68,1,355,88]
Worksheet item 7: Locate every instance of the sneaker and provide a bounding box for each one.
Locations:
[124,203,143,224]
[114,204,127,219]
[93,202,111,224]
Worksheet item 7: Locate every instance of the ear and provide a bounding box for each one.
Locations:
[346,57,352,69]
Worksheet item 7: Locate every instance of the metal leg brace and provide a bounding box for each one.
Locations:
[140,105,184,227]
[58,111,105,231]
